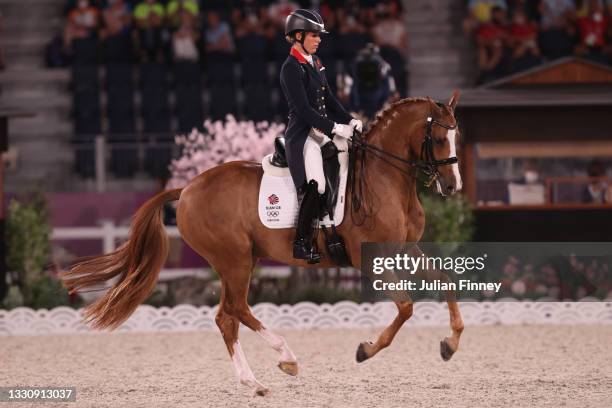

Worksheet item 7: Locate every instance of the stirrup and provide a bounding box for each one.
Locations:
[292,239,321,264]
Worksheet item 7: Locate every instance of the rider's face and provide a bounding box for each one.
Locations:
[301,32,321,54]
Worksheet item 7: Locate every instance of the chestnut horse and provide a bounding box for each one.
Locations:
[62,92,464,396]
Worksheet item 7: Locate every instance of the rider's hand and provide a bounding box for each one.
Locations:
[349,118,363,133]
[332,123,354,139]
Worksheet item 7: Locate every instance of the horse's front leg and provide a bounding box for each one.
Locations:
[356,300,413,362]
[410,245,464,361]
[440,296,464,361]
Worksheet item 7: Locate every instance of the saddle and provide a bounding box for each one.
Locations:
[271,136,342,220]
[260,136,350,266]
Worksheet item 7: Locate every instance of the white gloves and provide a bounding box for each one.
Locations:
[349,118,363,133]
[332,123,354,139]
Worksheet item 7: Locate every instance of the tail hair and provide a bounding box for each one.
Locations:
[61,189,182,329]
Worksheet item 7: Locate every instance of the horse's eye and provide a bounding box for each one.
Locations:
[434,138,446,146]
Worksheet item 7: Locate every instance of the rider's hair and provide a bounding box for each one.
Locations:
[286,30,308,44]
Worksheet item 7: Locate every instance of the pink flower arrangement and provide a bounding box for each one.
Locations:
[167,115,285,189]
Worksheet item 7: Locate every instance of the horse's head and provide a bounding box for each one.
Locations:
[411,91,462,196]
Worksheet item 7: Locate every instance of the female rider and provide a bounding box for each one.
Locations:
[280,9,363,263]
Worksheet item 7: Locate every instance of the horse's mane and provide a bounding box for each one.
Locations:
[362,96,431,139]
[349,97,432,226]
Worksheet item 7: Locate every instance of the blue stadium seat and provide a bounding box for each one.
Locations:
[243,84,270,122]
[237,33,268,85]
[105,63,134,90]
[72,37,98,64]
[71,64,98,92]
[209,84,237,121]
[173,61,201,87]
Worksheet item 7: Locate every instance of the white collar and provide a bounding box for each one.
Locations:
[298,49,314,66]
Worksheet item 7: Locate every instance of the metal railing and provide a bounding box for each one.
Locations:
[72,134,180,192]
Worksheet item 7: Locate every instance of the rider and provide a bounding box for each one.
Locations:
[280,9,362,264]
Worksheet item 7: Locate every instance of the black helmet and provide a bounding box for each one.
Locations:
[285,9,328,36]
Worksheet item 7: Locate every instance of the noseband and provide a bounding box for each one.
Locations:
[420,116,458,186]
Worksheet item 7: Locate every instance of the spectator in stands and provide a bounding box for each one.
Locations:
[475,6,509,83]
[508,8,542,72]
[267,0,299,27]
[582,160,611,203]
[371,2,408,58]
[100,0,133,62]
[234,9,260,39]
[336,8,370,65]
[63,0,100,51]
[166,0,199,30]
[134,0,165,62]
[463,0,508,34]
[574,0,610,64]
[204,10,235,56]
[538,0,576,60]
[172,9,200,62]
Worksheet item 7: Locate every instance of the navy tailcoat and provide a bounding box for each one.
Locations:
[279,47,352,191]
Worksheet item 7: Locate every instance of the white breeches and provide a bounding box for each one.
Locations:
[303,129,330,194]
[303,129,349,195]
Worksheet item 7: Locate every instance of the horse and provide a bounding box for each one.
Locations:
[61,91,465,396]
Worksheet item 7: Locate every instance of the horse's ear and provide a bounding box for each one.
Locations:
[448,90,460,112]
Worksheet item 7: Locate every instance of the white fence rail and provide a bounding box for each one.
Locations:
[1,301,611,336]
[51,220,213,282]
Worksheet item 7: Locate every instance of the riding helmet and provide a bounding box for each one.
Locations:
[285,9,329,36]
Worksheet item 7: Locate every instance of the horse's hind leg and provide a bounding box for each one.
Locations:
[221,267,299,377]
[216,285,270,396]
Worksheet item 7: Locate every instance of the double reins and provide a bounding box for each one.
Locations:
[351,114,458,186]
[347,110,458,222]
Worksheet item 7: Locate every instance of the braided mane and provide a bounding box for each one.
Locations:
[362,97,431,138]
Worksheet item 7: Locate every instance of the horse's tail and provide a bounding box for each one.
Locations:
[61,188,182,330]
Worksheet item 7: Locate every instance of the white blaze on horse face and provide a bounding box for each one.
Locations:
[446,129,463,191]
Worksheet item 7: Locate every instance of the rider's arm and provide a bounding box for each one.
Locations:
[323,80,353,124]
[280,61,335,135]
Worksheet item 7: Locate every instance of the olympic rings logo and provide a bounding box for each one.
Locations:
[267,211,279,217]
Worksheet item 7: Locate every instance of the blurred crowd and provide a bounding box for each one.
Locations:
[464,0,612,84]
[55,0,407,94]
[498,254,610,300]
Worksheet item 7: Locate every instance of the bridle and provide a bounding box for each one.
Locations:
[350,111,458,187]
[347,107,458,224]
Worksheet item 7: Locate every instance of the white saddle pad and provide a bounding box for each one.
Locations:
[258,144,349,229]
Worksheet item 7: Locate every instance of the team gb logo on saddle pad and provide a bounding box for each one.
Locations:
[267,194,279,205]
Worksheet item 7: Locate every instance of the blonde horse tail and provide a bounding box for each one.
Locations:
[61,188,182,330]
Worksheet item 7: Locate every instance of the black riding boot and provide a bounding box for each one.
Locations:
[293,179,322,264]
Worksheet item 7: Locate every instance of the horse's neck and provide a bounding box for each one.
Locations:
[359,108,420,215]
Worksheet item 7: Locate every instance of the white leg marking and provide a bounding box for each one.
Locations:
[304,136,326,194]
[231,340,268,394]
[257,328,297,363]
[446,129,462,191]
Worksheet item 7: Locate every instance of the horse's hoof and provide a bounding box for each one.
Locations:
[356,342,370,363]
[440,339,456,361]
[254,386,270,397]
[278,361,298,376]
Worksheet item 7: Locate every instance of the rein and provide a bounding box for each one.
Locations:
[348,112,458,224]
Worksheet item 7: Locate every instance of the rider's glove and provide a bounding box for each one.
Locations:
[349,118,363,133]
[332,123,354,139]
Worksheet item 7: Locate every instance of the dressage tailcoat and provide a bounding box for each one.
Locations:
[280,47,353,191]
